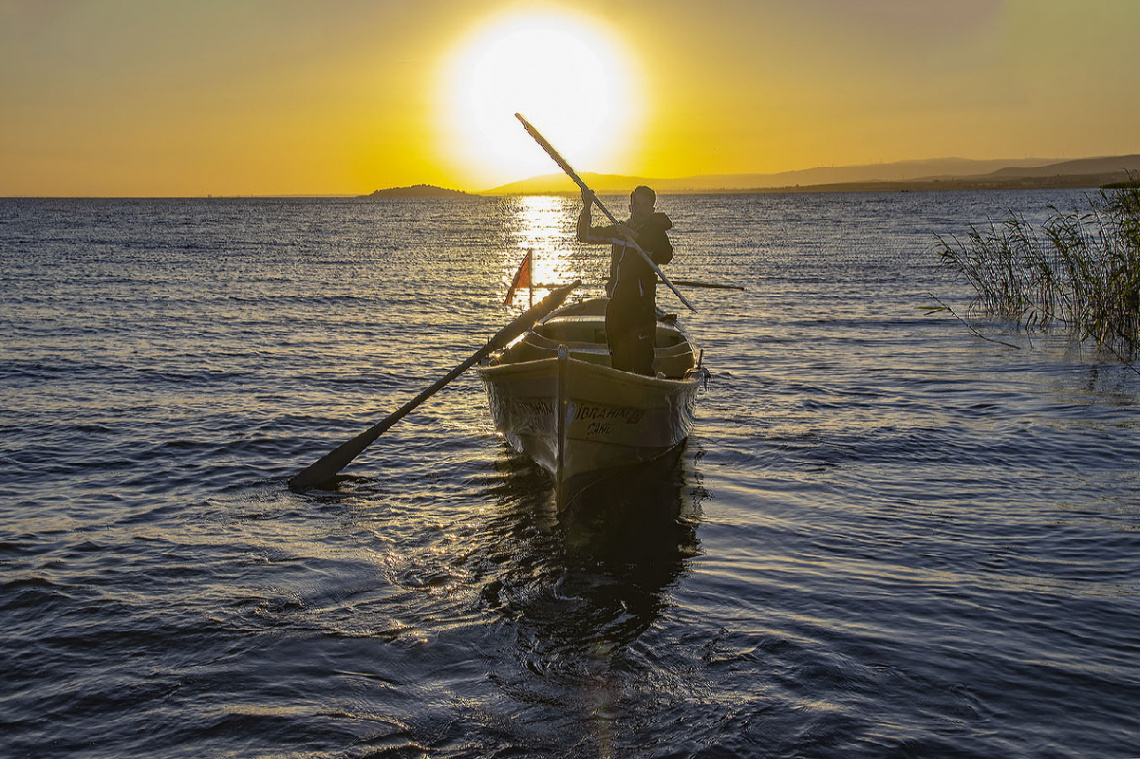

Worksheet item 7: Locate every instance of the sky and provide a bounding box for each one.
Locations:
[2,0,1139,196]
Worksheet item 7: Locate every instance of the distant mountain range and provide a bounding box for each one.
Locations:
[480,155,1140,195]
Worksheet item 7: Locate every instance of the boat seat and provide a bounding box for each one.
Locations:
[527,330,605,352]
[541,316,688,350]
[500,332,612,366]
[538,316,607,345]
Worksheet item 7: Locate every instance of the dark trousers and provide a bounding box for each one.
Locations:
[606,298,656,375]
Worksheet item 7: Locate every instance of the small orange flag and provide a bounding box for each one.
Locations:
[504,250,533,305]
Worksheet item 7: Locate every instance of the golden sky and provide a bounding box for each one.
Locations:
[2,0,1139,196]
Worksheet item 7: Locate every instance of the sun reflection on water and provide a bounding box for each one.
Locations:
[502,195,585,307]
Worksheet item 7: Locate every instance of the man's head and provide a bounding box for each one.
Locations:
[629,185,656,222]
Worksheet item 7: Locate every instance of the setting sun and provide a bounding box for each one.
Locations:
[1,2,1138,196]
[437,10,643,191]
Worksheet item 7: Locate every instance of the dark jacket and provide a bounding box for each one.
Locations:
[577,211,674,307]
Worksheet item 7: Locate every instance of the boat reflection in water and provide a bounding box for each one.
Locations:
[478,441,704,661]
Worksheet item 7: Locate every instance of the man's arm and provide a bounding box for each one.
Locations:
[576,194,594,242]
[646,228,674,265]
[577,189,620,244]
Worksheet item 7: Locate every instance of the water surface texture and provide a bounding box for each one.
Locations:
[1,192,1137,757]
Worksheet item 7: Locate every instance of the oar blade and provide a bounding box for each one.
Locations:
[286,418,399,493]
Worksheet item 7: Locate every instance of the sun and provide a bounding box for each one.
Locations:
[438,10,642,191]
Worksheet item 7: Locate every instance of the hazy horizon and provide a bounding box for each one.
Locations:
[9,152,1140,199]
[3,1,1139,197]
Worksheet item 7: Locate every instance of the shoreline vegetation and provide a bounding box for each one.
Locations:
[937,180,1140,361]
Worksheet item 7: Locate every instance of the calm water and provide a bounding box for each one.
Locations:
[1,191,1137,758]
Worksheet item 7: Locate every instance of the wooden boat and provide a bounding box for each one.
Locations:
[477,296,707,504]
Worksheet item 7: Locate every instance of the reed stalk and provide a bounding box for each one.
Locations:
[937,181,1140,358]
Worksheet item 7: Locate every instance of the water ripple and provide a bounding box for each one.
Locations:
[1,193,1137,757]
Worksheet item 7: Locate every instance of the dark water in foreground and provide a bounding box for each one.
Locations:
[1,191,1137,758]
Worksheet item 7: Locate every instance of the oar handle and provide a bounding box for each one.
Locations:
[515,113,697,313]
[664,279,745,291]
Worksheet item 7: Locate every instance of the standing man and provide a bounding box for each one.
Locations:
[577,186,674,376]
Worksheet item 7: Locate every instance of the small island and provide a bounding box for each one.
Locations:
[363,184,475,198]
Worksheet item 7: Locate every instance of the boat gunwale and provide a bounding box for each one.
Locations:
[476,353,702,389]
[488,296,701,379]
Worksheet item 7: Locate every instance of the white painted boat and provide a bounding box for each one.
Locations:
[477,297,707,504]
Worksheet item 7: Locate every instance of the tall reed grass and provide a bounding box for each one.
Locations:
[937,181,1140,358]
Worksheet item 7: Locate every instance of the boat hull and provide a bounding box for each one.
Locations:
[477,355,699,492]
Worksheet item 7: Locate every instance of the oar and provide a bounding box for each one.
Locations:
[515,112,697,313]
[666,279,745,291]
[288,280,581,492]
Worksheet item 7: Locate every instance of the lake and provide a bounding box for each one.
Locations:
[1,190,1137,757]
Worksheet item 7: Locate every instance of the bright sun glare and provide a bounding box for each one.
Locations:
[439,11,641,190]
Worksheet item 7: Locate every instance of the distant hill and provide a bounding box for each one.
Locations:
[987,155,1140,179]
[481,155,1140,195]
[784,155,1140,194]
[364,184,474,198]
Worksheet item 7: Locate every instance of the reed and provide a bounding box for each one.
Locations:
[937,181,1140,358]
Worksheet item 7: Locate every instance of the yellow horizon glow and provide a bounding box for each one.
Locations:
[1,1,1139,197]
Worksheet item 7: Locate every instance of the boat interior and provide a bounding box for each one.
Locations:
[493,297,699,379]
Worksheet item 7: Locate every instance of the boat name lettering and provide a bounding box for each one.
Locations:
[511,399,554,415]
[573,405,645,424]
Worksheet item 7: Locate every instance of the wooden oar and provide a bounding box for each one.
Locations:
[288,281,581,492]
[515,112,697,313]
